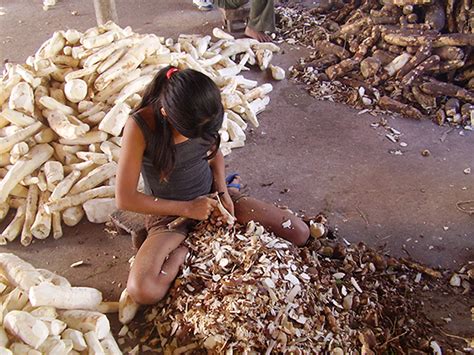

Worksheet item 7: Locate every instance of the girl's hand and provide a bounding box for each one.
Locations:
[187,196,218,220]
[220,191,234,216]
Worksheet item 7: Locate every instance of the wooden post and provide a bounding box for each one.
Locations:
[93,0,118,25]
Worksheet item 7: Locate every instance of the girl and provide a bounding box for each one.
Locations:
[116,66,310,305]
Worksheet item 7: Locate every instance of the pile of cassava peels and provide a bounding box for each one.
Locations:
[0,21,284,246]
[276,0,474,127]
[130,218,472,353]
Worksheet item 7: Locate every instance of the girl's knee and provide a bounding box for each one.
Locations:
[291,220,310,247]
[171,246,189,263]
[127,277,166,305]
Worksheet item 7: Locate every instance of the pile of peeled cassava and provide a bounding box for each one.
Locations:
[0,21,284,245]
[0,253,123,354]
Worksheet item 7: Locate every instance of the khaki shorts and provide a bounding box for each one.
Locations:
[144,193,245,238]
[145,215,200,237]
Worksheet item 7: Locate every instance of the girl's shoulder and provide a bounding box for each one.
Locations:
[133,106,156,132]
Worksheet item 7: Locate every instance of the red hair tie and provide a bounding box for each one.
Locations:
[166,67,179,79]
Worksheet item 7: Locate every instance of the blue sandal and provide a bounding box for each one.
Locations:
[225,173,241,191]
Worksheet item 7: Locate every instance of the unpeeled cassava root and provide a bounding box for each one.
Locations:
[0,22,284,245]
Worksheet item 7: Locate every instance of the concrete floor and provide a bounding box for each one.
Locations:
[0,0,472,339]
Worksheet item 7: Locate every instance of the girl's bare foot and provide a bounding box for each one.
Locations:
[245,26,273,42]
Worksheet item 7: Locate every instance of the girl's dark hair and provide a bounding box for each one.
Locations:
[133,66,224,181]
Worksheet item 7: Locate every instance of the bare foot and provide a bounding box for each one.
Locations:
[245,26,273,42]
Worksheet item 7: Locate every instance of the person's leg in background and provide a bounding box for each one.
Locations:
[194,0,214,11]
[246,0,274,42]
[216,0,274,42]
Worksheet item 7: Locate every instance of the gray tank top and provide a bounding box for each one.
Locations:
[132,113,213,201]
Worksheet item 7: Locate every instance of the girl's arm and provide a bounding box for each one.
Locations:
[116,118,216,220]
[208,150,234,215]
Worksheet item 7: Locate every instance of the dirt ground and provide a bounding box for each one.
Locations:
[0,0,472,343]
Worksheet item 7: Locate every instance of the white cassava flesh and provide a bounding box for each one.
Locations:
[44,110,90,139]
[29,283,102,310]
[39,96,74,115]
[0,121,43,154]
[37,268,71,287]
[0,253,122,352]
[83,198,117,223]
[9,82,34,115]
[30,190,52,240]
[212,27,234,40]
[45,186,115,213]
[385,53,412,76]
[52,211,63,239]
[270,64,286,80]
[100,332,122,355]
[84,331,106,354]
[118,289,140,324]
[9,343,41,355]
[39,317,67,336]
[1,203,26,243]
[69,162,117,195]
[3,287,29,311]
[44,161,64,190]
[59,310,110,339]
[21,185,39,253]
[50,170,81,201]
[62,206,84,227]
[4,311,49,349]
[64,79,88,103]
[62,329,87,352]
[59,130,108,145]
[10,142,30,163]
[0,109,36,127]
[0,144,53,203]
[0,253,44,290]
[98,103,131,137]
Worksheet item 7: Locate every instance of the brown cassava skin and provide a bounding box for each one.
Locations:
[433,46,464,61]
[360,57,382,78]
[454,66,474,82]
[411,86,437,112]
[393,0,432,5]
[446,0,456,33]
[304,55,340,70]
[428,59,465,74]
[383,33,474,47]
[314,40,351,59]
[397,44,433,78]
[373,49,398,65]
[378,96,424,119]
[326,29,380,79]
[420,78,474,103]
[424,0,446,31]
[445,97,460,116]
[436,108,447,125]
[401,55,441,86]
[455,0,469,33]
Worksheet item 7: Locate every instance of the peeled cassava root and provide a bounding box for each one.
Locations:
[0,22,282,244]
[0,253,122,352]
